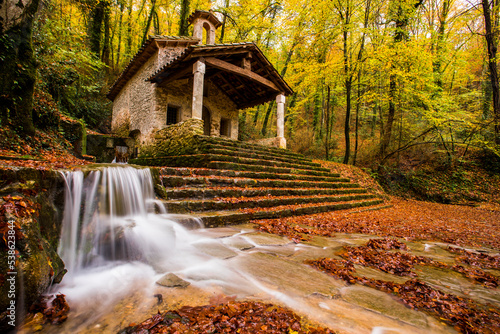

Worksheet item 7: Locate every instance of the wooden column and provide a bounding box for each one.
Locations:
[192,59,205,120]
[276,93,286,149]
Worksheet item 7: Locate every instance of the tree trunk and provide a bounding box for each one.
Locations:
[325,86,331,160]
[343,77,352,164]
[219,0,230,43]
[153,10,160,35]
[353,0,370,166]
[342,9,352,165]
[380,75,396,156]
[115,2,124,70]
[261,43,297,135]
[178,0,191,36]
[102,3,111,67]
[379,0,423,157]
[90,0,105,58]
[125,0,133,57]
[0,0,40,136]
[432,0,451,91]
[142,0,157,45]
[482,0,500,144]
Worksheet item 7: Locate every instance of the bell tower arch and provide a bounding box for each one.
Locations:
[188,10,222,45]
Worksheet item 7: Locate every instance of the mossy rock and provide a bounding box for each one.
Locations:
[0,168,66,331]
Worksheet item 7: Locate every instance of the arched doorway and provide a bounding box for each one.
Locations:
[202,106,211,136]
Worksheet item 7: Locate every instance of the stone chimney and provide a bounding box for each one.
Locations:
[188,10,222,45]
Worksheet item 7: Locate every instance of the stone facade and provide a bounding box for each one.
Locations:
[111,45,191,146]
[111,44,239,148]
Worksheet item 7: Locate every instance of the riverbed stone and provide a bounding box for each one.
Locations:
[340,285,433,328]
[156,273,190,288]
[415,265,500,305]
[221,236,255,250]
[192,227,241,239]
[192,240,238,259]
[243,232,293,246]
[301,235,346,250]
[231,252,346,296]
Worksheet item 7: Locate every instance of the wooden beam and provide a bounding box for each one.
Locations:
[242,53,252,71]
[186,48,253,60]
[211,73,247,102]
[204,57,280,92]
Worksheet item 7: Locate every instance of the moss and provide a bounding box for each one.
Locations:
[0,168,66,329]
[59,119,87,157]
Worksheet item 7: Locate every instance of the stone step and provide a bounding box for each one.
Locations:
[208,154,329,172]
[163,193,379,213]
[197,135,305,159]
[159,167,342,181]
[191,199,385,228]
[164,186,366,200]
[207,161,335,176]
[207,146,320,167]
[161,175,352,188]
[133,154,329,172]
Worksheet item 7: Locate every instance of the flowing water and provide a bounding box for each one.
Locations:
[51,167,263,331]
[25,166,458,334]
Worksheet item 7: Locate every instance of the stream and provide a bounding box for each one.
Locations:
[19,166,459,334]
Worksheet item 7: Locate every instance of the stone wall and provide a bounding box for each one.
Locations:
[111,45,188,146]
[86,134,135,163]
[111,56,157,146]
[155,80,239,140]
[247,137,287,149]
[111,43,240,147]
[203,81,239,140]
[136,118,204,161]
[59,119,86,157]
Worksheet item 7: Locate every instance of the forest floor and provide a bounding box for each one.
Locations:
[0,127,90,170]
[256,196,500,251]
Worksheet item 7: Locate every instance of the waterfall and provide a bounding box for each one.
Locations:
[58,167,172,275]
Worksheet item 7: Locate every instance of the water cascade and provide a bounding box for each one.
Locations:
[49,167,442,334]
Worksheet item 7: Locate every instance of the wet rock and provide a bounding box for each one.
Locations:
[192,240,238,259]
[156,273,190,288]
[340,285,434,328]
[222,236,255,251]
[231,252,345,296]
[0,168,66,332]
[193,227,241,239]
[289,244,342,263]
[354,265,409,284]
[301,235,345,249]
[243,232,292,246]
[415,265,500,305]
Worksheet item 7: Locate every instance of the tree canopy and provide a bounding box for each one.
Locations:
[1,0,499,166]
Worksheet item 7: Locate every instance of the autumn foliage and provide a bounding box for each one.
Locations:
[29,294,70,325]
[119,298,335,334]
[306,239,500,334]
[255,197,500,249]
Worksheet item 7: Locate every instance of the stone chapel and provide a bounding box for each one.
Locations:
[107,10,293,150]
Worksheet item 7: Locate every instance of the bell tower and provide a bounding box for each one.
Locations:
[188,10,222,45]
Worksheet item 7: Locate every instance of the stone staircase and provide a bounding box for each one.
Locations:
[152,136,384,227]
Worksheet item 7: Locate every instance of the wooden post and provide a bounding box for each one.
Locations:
[192,59,205,120]
[276,93,286,149]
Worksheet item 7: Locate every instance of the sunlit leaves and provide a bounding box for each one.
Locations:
[306,241,500,333]
[119,299,336,333]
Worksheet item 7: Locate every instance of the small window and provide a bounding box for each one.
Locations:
[220,118,231,137]
[166,106,179,125]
